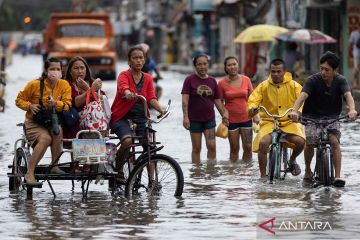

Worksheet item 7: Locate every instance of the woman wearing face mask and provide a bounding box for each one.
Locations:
[63,56,103,140]
[15,58,72,185]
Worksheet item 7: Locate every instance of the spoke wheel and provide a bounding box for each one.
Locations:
[125,154,184,197]
[316,148,331,187]
[268,145,278,183]
[9,148,28,192]
[322,148,331,186]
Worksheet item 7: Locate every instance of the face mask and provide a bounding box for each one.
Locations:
[47,70,62,81]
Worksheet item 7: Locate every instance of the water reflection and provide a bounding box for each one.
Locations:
[2,57,360,239]
[8,192,169,239]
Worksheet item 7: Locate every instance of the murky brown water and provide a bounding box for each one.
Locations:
[1,55,360,239]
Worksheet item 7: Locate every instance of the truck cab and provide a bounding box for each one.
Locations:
[43,13,117,80]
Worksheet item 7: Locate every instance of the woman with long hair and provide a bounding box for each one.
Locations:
[16,58,72,185]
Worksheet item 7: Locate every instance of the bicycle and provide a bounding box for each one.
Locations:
[8,94,184,199]
[255,105,293,183]
[8,125,119,198]
[110,94,184,197]
[300,115,348,188]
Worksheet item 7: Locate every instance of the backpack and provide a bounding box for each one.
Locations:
[356,37,360,48]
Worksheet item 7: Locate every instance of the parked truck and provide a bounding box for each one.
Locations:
[43,13,117,80]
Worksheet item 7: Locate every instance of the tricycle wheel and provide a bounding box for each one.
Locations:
[9,148,28,192]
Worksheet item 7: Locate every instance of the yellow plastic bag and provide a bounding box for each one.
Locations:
[215,123,228,139]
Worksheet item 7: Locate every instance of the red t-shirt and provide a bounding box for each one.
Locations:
[110,69,156,126]
[218,75,253,123]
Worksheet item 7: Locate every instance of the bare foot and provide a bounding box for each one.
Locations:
[303,171,313,181]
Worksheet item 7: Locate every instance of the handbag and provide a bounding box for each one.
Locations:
[79,87,109,131]
[59,104,80,130]
[33,79,53,129]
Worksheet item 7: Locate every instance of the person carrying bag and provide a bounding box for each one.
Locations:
[33,79,60,135]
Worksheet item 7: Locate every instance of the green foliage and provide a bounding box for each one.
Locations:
[0,2,21,30]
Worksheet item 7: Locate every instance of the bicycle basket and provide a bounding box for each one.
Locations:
[72,139,107,165]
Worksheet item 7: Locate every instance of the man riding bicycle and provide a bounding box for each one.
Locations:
[248,59,305,178]
[290,51,357,187]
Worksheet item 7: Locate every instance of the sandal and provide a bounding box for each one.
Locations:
[24,174,42,187]
[303,171,313,182]
[286,162,301,176]
[333,178,346,187]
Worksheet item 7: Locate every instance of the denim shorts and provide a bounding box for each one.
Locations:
[228,120,253,131]
[190,120,216,133]
[111,118,147,140]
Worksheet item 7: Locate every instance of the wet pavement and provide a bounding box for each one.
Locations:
[0,54,360,239]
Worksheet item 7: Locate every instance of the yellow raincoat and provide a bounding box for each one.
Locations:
[247,72,305,152]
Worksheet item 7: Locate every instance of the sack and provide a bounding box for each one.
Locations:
[33,106,53,129]
[79,88,109,131]
[215,123,228,139]
[356,38,360,48]
[60,105,80,130]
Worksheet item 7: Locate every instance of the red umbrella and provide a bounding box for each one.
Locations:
[275,29,337,44]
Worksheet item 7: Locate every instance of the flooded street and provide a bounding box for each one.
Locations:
[1,54,360,239]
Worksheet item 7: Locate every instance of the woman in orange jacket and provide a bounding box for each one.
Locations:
[15,58,72,185]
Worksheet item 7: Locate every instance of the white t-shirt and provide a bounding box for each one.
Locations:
[350,30,360,58]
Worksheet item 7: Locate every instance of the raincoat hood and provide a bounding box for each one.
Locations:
[267,72,293,85]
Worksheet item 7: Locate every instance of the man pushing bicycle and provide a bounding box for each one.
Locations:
[248,59,305,178]
[290,51,357,187]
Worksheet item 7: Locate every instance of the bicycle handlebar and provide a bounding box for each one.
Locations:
[299,115,348,126]
[256,105,293,119]
[134,94,171,124]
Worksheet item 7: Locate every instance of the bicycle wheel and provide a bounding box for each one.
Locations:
[281,146,289,180]
[268,145,278,183]
[316,148,331,186]
[125,154,184,197]
[9,148,28,192]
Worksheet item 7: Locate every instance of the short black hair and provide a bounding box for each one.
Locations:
[223,56,238,74]
[192,53,209,66]
[320,51,339,69]
[127,45,145,60]
[270,58,285,69]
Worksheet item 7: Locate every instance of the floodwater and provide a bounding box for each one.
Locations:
[0,54,360,240]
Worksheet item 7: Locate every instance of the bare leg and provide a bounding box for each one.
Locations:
[284,134,305,163]
[190,132,202,164]
[240,128,253,161]
[115,137,132,181]
[304,144,315,179]
[204,128,216,160]
[50,128,63,164]
[228,129,240,162]
[25,134,52,181]
[258,135,271,178]
[329,134,341,178]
